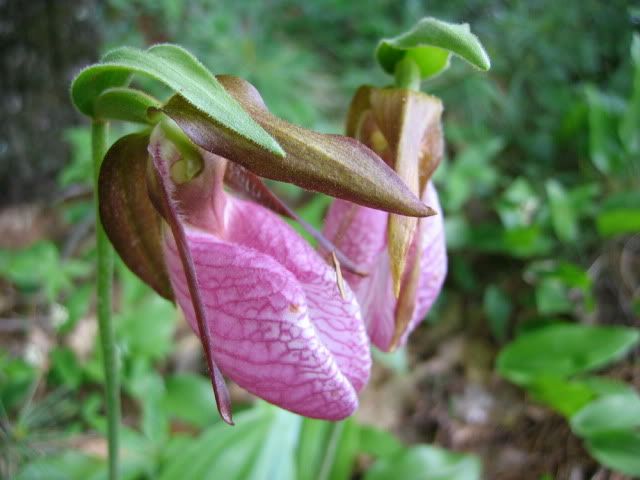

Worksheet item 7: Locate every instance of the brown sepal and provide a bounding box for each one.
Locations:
[160,76,432,218]
[98,132,174,300]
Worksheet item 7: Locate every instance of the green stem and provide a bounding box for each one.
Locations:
[91,120,119,480]
[317,421,344,480]
[394,56,422,91]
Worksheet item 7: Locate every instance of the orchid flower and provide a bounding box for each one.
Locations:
[97,76,432,423]
[323,86,448,352]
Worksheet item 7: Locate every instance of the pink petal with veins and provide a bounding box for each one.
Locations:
[323,182,447,351]
[163,197,370,420]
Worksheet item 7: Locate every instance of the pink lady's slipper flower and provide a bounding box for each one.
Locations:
[323,86,447,352]
[97,77,432,423]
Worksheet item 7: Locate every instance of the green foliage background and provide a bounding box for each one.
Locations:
[1,0,639,478]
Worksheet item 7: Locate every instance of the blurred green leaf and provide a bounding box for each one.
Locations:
[496,178,539,229]
[158,405,299,480]
[528,376,596,417]
[584,85,626,175]
[535,278,573,315]
[161,374,219,429]
[116,296,176,361]
[0,352,37,413]
[596,208,640,237]
[483,285,512,342]
[365,445,481,480]
[376,17,490,79]
[570,392,640,437]
[620,33,640,154]
[48,347,83,389]
[584,430,640,476]
[546,180,578,242]
[497,324,640,385]
[0,242,89,301]
[15,451,104,480]
[358,425,403,458]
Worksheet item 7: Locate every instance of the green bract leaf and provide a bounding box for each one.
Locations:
[376,17,490,80]
[163,76,432,217]
[94,87,161,124]
[71,44,283,156]
[497,324,640,385]
[571,393,640,438]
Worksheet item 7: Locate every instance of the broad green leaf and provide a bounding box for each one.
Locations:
[245,407,301,480]
[571,393,640,437]
[376,17,490,80]
[158,407,268,480]
[94,87,161,124]
[71,44,283,156]
[546,180,578,242]
[585,430,640,476]
[159,404,300,480]
[497,324,640,385]
[365,445,481,480]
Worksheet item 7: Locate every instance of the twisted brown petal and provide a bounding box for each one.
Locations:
[160,76,432,218]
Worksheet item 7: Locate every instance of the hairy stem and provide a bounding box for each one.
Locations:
[92,120,120,480]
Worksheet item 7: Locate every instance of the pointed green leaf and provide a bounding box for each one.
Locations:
[98,132,173,300]
[71,44,283,156]
[376,17,491,79]
[162,76,432,217]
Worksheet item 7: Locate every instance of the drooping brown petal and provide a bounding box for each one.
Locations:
[345,87,444,296]
[98,132,173,300]
[147,126,233,425]
[160,76,432,218]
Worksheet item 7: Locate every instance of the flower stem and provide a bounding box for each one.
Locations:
[394,56,421,91]
[91,120,120,480]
